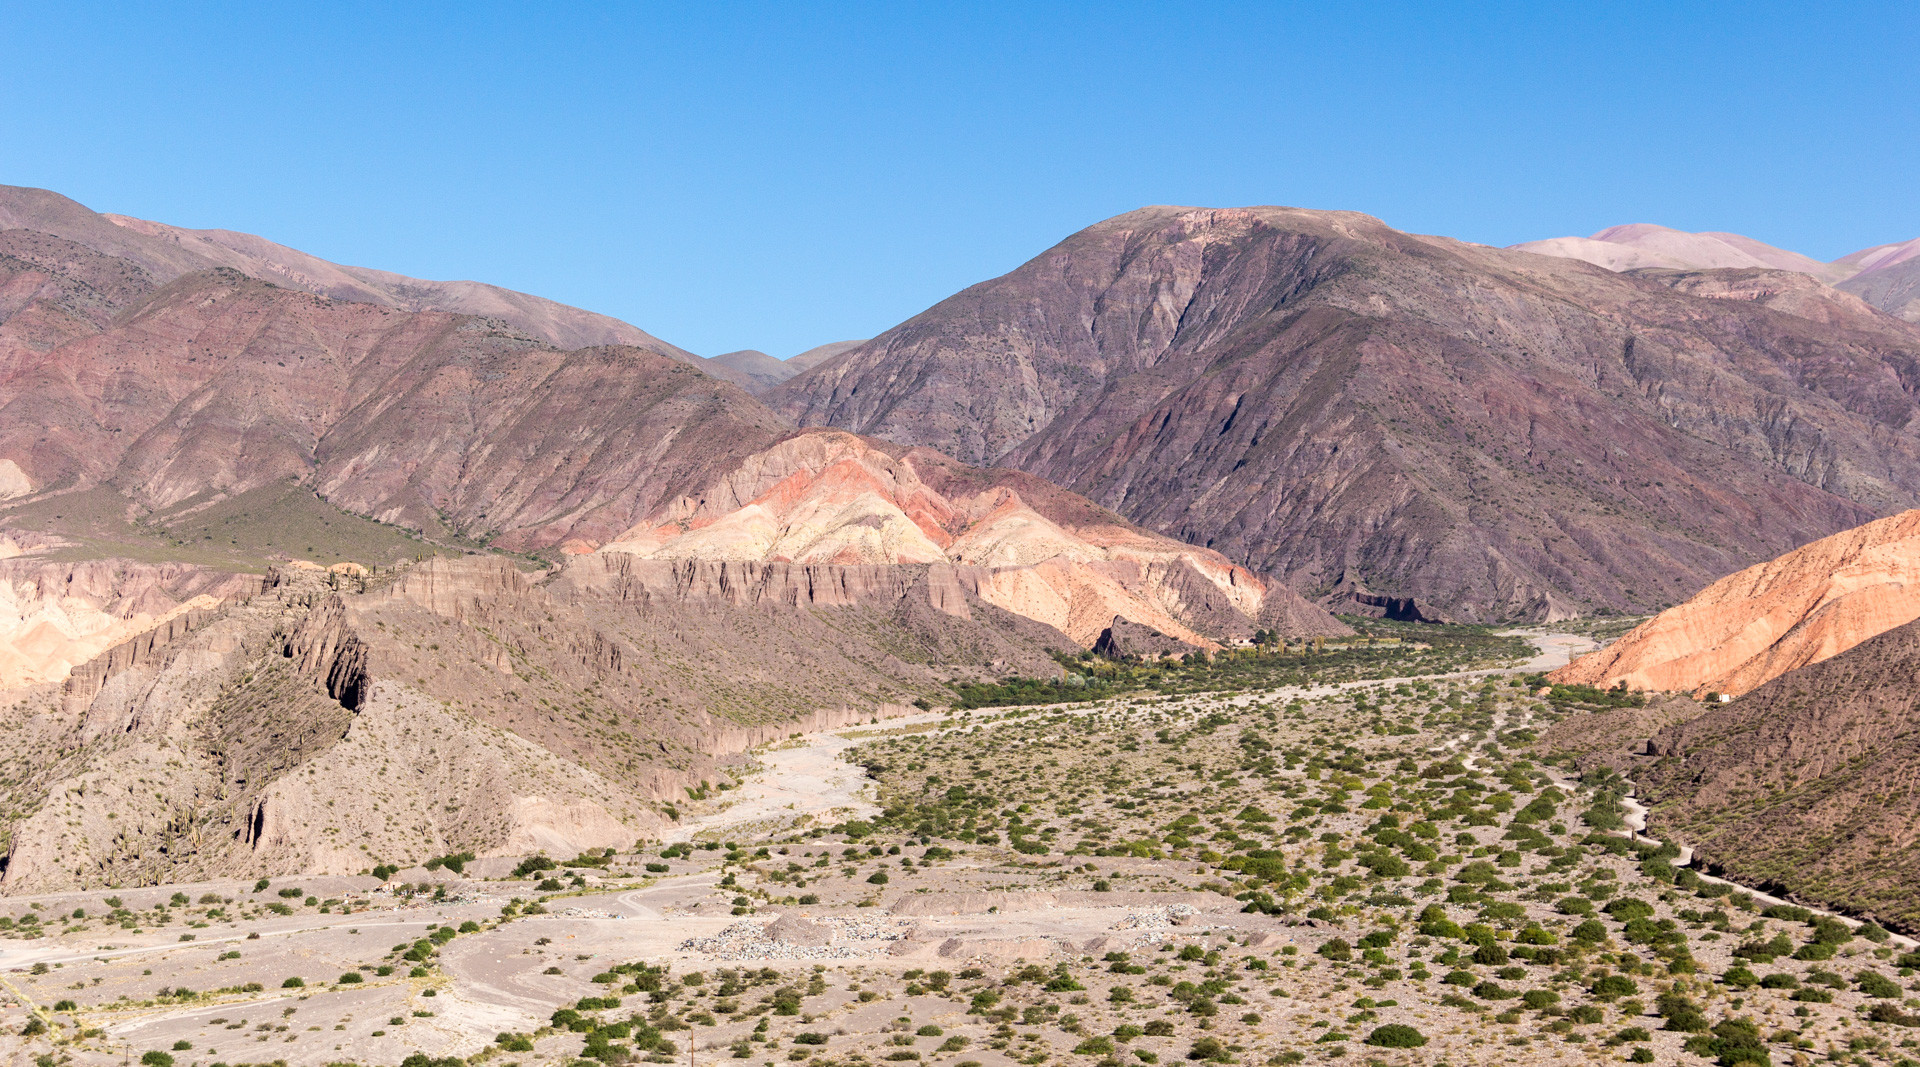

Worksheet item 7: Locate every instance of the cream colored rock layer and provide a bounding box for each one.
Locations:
[601,431,1268,647]
[1553,509,1920,696]
[0,580,221,690]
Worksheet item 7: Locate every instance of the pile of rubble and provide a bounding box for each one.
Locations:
[678,913,914,961]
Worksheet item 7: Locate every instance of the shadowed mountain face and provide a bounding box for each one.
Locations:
[1637,616,1920,928]
[772,206,1920,621]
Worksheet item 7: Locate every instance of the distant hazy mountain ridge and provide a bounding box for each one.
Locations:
[1511,222,1920,321]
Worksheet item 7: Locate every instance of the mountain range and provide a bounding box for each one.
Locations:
[10,187,1920,625]
[1511,222,1920,322]
[8,179,1920,897]
[772,206,1920,621]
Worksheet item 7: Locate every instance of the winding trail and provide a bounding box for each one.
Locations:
[1499,634,1920,948]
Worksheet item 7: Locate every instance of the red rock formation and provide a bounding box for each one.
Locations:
[1551,510,1920,696]
[600,430,1348,646]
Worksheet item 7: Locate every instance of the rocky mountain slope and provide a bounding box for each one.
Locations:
[0,252,792,548]
[0,217,1340,648]
[0,184,696,358]
[1551,509,1920,696]
[1635,615,1920,927]
[1838,255,1920,323]
[0,556,261,688]
[0,550,1077,893]
[772,205,1920,621]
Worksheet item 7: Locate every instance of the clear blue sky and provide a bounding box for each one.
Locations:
[3,2,1914,357]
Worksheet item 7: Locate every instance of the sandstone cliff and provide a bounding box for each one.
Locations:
[596,430,1348,646]
[1551,510,1920,696]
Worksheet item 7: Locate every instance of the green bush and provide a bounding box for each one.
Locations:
[1185,1037,1230,1062]
[1364,1024,1426,1048]
[1858,971,1903,998]
[1590,974,1639,999]
[140,1053,174,1067]
[282,977,304,988]
[1683,1018,1769,1067]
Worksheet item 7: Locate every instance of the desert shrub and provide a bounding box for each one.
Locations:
[1858,971,1903,999]
[1186,1037,1230,1062]
[1682,1018,1769,1067]
[1590,974,1638,1000]
[1364,1024,1426,1048]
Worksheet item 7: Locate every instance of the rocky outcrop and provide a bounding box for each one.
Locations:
[0,558,261,691]
[0,545,1041,893]
[1551,510,1920,696]
[597,430,1346,645]
[282,594,373,711]
[773,206,1920,621]
[61,604,220,709]
[1092,617,1190,658]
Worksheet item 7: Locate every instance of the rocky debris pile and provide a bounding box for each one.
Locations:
[557,906,624,919]
[1110,904,1204,942]
[679,914,915,961]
